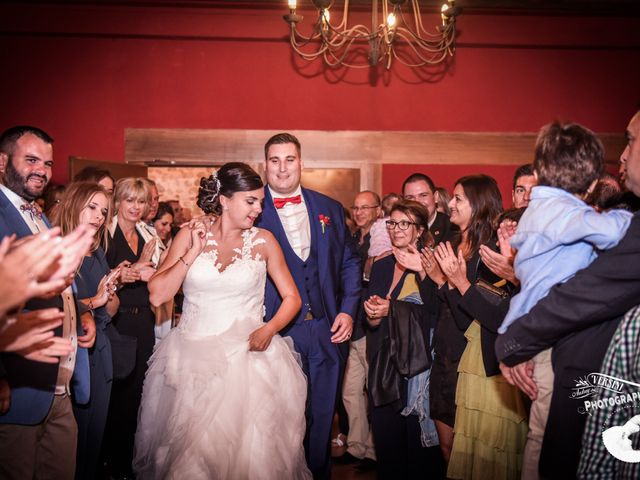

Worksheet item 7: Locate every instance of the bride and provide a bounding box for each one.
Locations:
[133,163,311,479]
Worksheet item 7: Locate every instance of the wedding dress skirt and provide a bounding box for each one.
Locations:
[133,228,311,479]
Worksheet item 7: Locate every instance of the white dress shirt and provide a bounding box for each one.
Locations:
[269,186,311,261]
[0,184,47,233]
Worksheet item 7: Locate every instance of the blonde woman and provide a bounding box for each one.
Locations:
[103,177,157,479]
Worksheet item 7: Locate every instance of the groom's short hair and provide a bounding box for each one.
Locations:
[264,133,301,159]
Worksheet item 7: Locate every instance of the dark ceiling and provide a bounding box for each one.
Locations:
[13,0,640,15]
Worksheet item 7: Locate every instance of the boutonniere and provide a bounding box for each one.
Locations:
[319,214,330,234]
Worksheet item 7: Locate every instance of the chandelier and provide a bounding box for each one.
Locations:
[283,0,461,70]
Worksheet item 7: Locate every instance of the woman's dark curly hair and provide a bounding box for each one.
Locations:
[197,162,263,215]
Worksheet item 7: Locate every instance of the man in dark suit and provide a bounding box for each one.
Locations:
[495,110,640,478]
[257,133,361,480]
[0,126,94,480]
[402,173,453,245]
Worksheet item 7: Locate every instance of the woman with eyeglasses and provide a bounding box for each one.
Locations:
[363,200,444,479]
[425,175,527,479]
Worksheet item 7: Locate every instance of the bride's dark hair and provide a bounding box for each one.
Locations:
[197,162,263,215]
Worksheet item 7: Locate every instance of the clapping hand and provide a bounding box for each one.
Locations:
[393,245,423,272]
[419,247,447,286]
[131,262,156,282]
[119,263,142,284]
[479,219,519,285]
[0,233,66,313]
[363,295,390,326]
[434,241,470,294]
[41,224,96,284]
[139,238,157,264]
[0,308,67,354]
[90,269,120,308]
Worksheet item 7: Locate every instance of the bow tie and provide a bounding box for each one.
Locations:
[273,195,302,209]
[20,202,43,219]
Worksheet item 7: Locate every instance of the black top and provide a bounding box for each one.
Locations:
[435,241,506,376]
[107,224,150,308]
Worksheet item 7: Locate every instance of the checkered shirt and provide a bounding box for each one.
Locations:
[578,305,640,479]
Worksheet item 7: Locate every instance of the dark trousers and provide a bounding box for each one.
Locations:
[286,317,342,480]
[74,330,113,480]
[102,307,154,476]
[370,401,445,480]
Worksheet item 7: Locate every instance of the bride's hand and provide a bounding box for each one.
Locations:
[189,221,207,255]
[248,324,276,352]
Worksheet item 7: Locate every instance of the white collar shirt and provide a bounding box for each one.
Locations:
[269,185,310,261]
[0,183,47,233]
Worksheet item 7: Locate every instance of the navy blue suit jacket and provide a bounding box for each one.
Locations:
[0,188,90,425]
[257,187,361,327]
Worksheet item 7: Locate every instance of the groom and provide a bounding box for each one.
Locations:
[258,133,361,479]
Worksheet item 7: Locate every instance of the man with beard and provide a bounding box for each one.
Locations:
[0,126,94,480]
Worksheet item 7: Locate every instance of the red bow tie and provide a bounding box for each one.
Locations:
[20,202,43,219]
[274,195,302,209]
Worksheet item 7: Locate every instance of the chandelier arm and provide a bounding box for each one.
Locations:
[323,48,372,69]
[408,0,453,39]
[394,28,450,53]
[392,34,452,66]
[289,16,326,43]
[322,34,368,66]
[283,0,458,70]
[290,27,326,52]
[290,40,330,61]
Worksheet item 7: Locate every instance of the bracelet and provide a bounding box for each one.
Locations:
[178,256,189,267]
[88,298,94,310]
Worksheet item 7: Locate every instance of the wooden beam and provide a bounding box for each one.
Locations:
[125,128,625,168]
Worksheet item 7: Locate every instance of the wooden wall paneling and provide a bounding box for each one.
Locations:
[69,156,147,182]
[127,128,625,168]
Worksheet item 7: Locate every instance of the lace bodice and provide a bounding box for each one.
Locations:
[178,227,267,336]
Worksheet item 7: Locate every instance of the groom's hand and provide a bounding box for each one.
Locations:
[330,313,353,343]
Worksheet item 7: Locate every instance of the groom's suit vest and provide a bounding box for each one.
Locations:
[280,235,326,323]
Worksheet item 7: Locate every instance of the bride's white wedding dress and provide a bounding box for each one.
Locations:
[133,227,311,479]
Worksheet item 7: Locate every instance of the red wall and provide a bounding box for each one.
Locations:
[0,3,639,185]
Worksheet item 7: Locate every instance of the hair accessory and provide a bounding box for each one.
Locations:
[212,170,222,192]
[199,171,222,207]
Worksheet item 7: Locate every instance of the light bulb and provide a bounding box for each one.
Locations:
[288,0,296,9]
[323,9,330,23]
[387,13,397,28]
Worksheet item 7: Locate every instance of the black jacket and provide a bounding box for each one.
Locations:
[495,212,640,478]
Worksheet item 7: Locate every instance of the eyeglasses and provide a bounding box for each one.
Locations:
[350,204,380,212]
[385,220,418,230]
